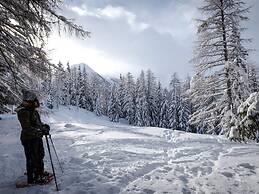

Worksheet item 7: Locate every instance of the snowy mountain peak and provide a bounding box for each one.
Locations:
[71,63,111,86]
[71,63,97,76]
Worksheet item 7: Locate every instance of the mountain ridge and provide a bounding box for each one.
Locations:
[71,63,118,85]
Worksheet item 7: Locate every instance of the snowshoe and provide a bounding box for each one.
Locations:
[15,173,54,188]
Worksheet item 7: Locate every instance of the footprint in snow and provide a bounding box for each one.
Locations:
[237,163,257,175]
[64,123,74,128]
[143,188,155,194]
[221,171,234,178]
[238,163,256,171]
[163,166,172,172]
[182,188,192,194]
[97,130,104,135]
[143,175,151,180]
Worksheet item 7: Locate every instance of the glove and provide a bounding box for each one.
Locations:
[35,128,43,138]
[42,124,50,131]
[41,124,50,135]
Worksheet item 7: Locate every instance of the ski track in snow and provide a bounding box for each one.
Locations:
[0,107,259,194]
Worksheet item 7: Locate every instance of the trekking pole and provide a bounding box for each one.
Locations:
[49,135,64,173]
[45,135,59,191]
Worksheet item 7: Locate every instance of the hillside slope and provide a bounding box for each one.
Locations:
[0,107,259,194]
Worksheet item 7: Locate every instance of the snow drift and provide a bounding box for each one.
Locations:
[0,106,259,194]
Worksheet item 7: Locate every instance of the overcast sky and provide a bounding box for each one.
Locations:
[46,0,259,84]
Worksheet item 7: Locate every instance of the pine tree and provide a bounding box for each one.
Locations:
[135,71,149,126]
[233,92,259,141]
[77,66,86,108]
[168,73,181,130]
[94,92,102,116]
[124,73,136,125]
[62,62,73,107]
[146,70,158,126]
[159,89,170,128]
[89,75,99,112]
[155,81,164,127]
[179,76,193,132]
[118,75,126,118]
[41,64,53,109]
[70,67,78,106]
[52,62,66,108]
[108,84,120,122]
[82,67,92,111]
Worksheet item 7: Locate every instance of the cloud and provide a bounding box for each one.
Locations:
[70,6,86,16]
[46,34,134,76]
[69,1,198,41]
[142,2,199,42]
[70,5,149,32]
[49,1,199,84]
[48,0,258,85]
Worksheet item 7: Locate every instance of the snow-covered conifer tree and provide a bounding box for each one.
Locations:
[124,73,136,125]
[135,71,150,126]
[82,67,92,111]
[70,67,78,106]
[108,84,120,122]
[179,76,193,132]
[117,75,126,118]
[52,62,66,108]
[168,73,181,130]
[94,92,102,116]
[159,89,170,128]
[0,0,88,111]
[248,66,258,93]
[155,81,164,127]
[62,63,73,107]
[77,66,86,109]
[191,0,251,134]
[233,92,259,141]
[146,70,158,126]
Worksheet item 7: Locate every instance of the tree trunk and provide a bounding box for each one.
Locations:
[220,0,232,111]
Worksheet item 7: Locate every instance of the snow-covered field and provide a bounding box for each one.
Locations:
[0,107,259,194]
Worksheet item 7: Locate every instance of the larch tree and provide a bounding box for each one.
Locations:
[0,0,89,112]
[248,65,258,93]
[191,0,251,134]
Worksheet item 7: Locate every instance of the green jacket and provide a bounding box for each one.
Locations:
[17,106,43,141]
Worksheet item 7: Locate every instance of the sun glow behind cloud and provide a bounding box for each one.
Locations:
[43,1,202,83]
[46,34,132,76]
[44,0,258,83]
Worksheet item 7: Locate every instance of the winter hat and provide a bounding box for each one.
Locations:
[22,89,37,101]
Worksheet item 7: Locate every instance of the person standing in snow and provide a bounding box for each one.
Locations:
[16,89,50,184]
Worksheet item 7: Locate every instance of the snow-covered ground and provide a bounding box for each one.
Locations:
[0,107,259,194]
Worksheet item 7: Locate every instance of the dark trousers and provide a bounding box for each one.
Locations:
[22,138,45,183]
